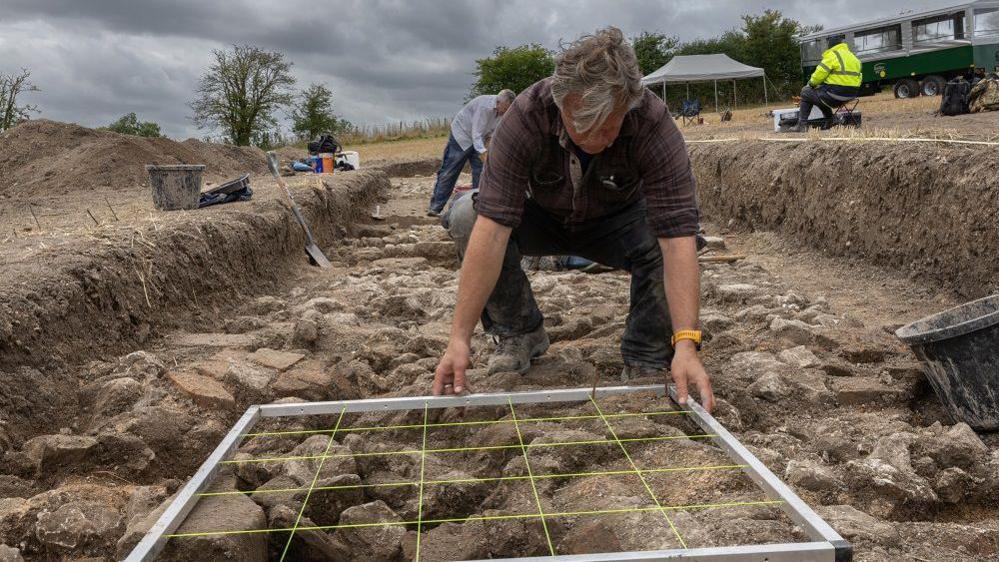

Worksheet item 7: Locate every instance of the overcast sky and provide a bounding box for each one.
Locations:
[0,0,947,139]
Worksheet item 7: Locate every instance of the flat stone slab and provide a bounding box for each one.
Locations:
[167,371,236,409]
[167,333,259,349]
[248,348,305,371]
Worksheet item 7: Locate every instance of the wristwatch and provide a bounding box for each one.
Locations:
[671,330,702,350]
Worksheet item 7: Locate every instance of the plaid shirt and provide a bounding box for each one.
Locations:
[475,78,699,238]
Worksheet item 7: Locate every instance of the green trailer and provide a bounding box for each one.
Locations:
[799,0,999,98]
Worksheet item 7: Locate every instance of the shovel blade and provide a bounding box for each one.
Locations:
[305,243,332,268]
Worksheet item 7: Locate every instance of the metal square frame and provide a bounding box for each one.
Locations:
[126,385,851,562]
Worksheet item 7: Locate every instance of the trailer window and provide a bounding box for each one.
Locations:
[855,24,903,54]
[800,39,823,63]
[975,8,999,36]
[914,12,965,43]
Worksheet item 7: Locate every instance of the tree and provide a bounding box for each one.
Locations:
[740,10,808,97]
[0,69,40,132]
[101,112,163,137]
[632,32,679,76]
[290,83,351,140]
[468,44,554,99]
[190,45,296,146]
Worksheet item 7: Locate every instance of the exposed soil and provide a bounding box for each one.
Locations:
[0,120,269,200]
[1,122,998,562]
[689,139,999,300]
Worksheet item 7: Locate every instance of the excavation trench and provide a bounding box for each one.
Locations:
[688,139,999,299]
[1,147,998,562]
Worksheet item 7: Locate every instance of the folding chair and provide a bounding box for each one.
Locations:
[818,96,860,130]
[678,99,702,127]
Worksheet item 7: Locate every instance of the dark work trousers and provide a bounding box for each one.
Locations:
[799,84,857,123]
[445,192,674,369]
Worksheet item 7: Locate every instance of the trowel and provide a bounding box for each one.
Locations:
[265,152,331,268]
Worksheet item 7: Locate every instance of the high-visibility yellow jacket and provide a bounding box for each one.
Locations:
[809,43,862,88]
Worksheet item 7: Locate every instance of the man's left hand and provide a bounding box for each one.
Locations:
[670,341,715,412]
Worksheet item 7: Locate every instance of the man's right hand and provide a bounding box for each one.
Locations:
[433,339,472,395]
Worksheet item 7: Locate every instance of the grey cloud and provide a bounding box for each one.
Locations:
[0,0,952,139]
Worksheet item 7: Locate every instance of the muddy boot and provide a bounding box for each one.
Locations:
[794,118,809,133]
[620,363,664,383]
[487,326,550,374]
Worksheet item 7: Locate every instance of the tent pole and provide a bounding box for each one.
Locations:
[686,82,690,99]
[663,82,666,101]
[714,80,718,113]
[764,74,769,108]
[733,80,737,110]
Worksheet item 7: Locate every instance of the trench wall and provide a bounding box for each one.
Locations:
[689,140,999,299]
[0,170,391,371]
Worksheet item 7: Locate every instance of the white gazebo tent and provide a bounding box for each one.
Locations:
[641,54,768,113]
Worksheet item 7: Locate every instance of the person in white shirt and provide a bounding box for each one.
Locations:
[427,89,516,216]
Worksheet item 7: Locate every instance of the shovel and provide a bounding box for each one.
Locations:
[265,152,331,268]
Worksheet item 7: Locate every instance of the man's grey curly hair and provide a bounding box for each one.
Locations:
[551,26,644,134]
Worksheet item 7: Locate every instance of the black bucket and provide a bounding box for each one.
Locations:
[896,295,999,430]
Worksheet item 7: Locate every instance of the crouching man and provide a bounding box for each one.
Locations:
[432,27,714,411]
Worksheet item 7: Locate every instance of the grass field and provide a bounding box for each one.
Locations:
[347,90,986,164]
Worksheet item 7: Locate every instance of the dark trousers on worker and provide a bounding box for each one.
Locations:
[444,192,673,369]
[428,134,483,214]
[798,84,859,125]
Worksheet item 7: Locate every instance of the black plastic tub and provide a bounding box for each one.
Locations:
[896,295,999,430]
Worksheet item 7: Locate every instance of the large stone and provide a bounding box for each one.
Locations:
[717,283,762,302]
[747,371,790,402]
[167,333,260,349]
[834,378,906,406]
[814,505,897,542]
[922,423,988,469]
[268,505,349,561]
[845,457,938,504]
[935,467,975,503]
[282,435,358,485]
[271,361,334,401]
[22,435,98,475]
[334,501,405,562]
[0,545,23,562]
[92,377,143,418]
[248,348,305,371]
[167,371,236,410]
[702,235,726,250]
[778,346,820,368]
[726,351,785,382]
[161,493,267,562]
[34,502,122,551]
[224,363,275,401]
[785,460,842,492]
[118,351,166,379]
[769,317,815,344]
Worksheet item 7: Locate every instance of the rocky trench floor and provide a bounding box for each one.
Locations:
[1,175,998,561]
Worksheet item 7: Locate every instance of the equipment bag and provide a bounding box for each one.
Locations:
[940,78,971,116]
[968,76,999,113]
[307,134,343,155]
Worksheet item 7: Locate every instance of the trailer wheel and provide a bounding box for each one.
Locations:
[921,76,946,96]
[894,79,920,99]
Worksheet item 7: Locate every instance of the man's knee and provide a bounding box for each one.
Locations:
[444,192,478,246]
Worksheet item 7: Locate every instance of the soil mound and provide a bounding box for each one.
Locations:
[0,119,268,199]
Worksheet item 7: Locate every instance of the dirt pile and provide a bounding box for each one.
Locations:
[0,119,268,199]
[689,139,999,299]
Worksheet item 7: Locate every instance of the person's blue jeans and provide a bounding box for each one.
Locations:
[428,134,483,214]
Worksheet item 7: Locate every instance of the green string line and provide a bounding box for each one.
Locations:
[165,500,785,539]
[196,464,749,498]
[279,407,346,561]
[508,397,556,559]
[220,434,717,466]
[414,403,429,562]
[242,409,690,438]
[590,396,688,549]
